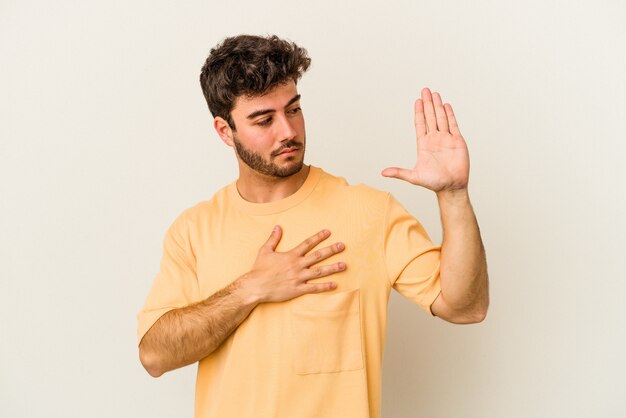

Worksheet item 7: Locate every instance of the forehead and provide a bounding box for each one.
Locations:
[231,81,299,114]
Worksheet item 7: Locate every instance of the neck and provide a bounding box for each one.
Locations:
[235,164,311,203]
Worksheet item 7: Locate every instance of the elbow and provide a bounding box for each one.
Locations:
[463,292,489,324]
[447,308,487,324]
[464,279,490,324]
[466,296,489,324]
[431,291,489,324]
[446,298,489,324]
[144,364,165,379]
[139,344,165,378]
[468,306,488,324]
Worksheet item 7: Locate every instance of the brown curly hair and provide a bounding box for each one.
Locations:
[199,34,311,130]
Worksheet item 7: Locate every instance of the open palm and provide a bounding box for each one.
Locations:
[382,88,470,193]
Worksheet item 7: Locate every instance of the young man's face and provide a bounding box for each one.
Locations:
[227,81,306,178]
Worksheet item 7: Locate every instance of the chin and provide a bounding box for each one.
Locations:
[274,160,304,178]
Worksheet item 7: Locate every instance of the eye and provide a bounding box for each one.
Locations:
[288,107,302,115]
[257,117,272,126]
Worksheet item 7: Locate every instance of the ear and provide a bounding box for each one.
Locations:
[214,116,234,147]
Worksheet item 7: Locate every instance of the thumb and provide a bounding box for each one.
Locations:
[381,167,415,182]
[262,225,283,252]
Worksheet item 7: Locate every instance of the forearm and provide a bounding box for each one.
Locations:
[139,226,346,377]
[436,189,489,319]
[139,278,257,377]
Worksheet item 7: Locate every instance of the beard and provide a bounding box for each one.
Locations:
[233,134,305,178]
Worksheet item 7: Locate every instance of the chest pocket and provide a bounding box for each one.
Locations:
[290,288,363,375]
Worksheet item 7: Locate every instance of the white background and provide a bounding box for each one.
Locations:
[1,1,625,417]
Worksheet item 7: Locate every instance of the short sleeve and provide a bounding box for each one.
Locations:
[383,194,441,315]
[137,215,201,345]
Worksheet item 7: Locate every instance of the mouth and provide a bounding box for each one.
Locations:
[279,147,299,155]
[274,145,302,157]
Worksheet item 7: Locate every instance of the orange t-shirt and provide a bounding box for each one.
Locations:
[138,166,441,418]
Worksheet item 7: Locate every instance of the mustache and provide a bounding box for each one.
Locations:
[271,140,303,157]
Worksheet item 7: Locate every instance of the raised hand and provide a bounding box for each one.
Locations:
[240,226,347,303]
[382,88,470,194]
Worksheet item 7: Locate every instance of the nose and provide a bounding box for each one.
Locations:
[276,114,297,141]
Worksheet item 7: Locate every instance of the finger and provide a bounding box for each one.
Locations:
[444,103,461,136]
[432,92,449,132]
[299,281,338,295]
[302,242,345,267]
[262,225,282,252]
[292,229,331,255]
[381,167,415,183]
[421,87,437,132]
[303,262,346,281]
[414,99,427,138]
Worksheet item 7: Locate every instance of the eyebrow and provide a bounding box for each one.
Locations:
[246,94,301,120]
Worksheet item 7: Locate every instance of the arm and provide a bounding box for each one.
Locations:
[431,189,488,323]
[139,280,255,378]
[382,87,489,324]
[139,226,346,377]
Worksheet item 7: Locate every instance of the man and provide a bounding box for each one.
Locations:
[138,34,488,418]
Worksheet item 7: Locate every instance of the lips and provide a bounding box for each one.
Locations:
[274,145,301,157]
[279,147,298,155]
